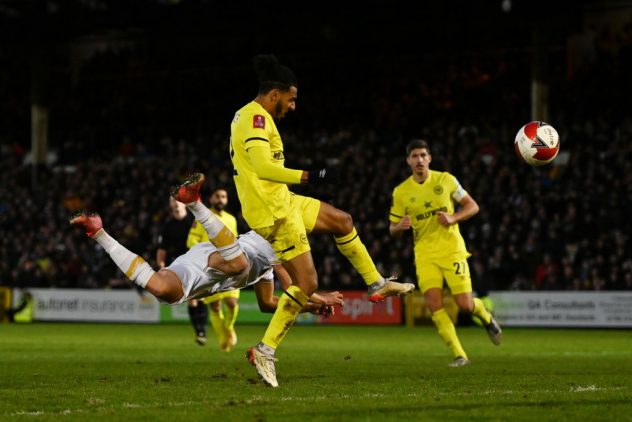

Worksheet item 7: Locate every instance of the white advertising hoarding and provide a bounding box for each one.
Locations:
[15,288,160,323]
[491,291,632,328]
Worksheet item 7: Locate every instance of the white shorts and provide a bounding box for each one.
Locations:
[167,233,276,304]
[167,243,219,303]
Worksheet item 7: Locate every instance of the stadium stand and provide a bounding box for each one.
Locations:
[0,1,630,292]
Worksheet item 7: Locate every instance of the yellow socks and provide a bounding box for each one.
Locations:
[261,285,308,350]
[210,308,225,345]
[224,303,239,332]
[472,297,492,325]
[432,308,468,359]
[334,228,382,285]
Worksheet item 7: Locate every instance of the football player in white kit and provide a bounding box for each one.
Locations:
[70,173,343,315]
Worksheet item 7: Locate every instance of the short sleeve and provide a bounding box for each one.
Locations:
[449,174,468,202]
[389,189,405,223]
[243,113,271,150]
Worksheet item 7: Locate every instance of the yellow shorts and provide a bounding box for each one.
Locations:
[292,194,321,234]
[255,195,311,262]
[415,255,472,295]
[202,289,240,304]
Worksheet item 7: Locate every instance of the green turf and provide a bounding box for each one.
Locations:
[1,323,631,421]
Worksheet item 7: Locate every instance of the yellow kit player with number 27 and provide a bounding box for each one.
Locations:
[389,139,502,367]
[230,54,415,387]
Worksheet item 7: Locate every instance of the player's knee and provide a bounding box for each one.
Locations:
[425,294,443,312]
[337,210,354,234]
[224,254,249,275]
[458,303,474,313]
[455,297,474,313]
[257,298,276,313]
[305,274,319,295]
[295,271,318,295]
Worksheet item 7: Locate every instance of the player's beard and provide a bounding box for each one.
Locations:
[274,101,284,119]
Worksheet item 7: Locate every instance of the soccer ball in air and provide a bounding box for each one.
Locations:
[514,121,560,166]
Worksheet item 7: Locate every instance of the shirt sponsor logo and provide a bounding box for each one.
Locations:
[416,206,448,221]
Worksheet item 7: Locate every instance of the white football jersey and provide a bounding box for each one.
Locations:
[167,230,279,303]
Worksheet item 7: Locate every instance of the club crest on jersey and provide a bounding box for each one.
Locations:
[253,114,265,129]
[433,185,444,195]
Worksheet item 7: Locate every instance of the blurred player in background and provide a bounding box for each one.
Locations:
[71,174,342,328]
[230,53,415,387]
[389,139,502,367]
[2,289,33,323]
[187,187,241,351]
[156,196,194,270]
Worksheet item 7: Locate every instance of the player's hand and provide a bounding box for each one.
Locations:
[398,215,412,231]
[319,305,335,318]
[309,304,336,317]
[318,291,344,307]
[307,167,340,185]
[437,212,455,227]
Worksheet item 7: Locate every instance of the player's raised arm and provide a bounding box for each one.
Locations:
[248,145,339,185]
[247,145,305,184]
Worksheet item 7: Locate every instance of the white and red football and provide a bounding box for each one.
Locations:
[514,121,560,166]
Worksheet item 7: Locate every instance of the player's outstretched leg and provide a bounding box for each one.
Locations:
[171,172,206,204]
[172,173,243,263]
[367,275,415,303]
[317,202,416,302]
[70,211,104,237]
[70,212,184,303]
[70,211,155,293]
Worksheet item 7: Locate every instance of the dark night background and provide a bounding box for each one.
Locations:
[1,0,630,292]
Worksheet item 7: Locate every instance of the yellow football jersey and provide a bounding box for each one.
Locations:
[390,170,470,260]
[187,210,238,249]
[230,101,301,229]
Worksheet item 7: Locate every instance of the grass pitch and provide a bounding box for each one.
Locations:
[1,323,631,421]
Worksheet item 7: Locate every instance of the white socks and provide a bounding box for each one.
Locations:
[93,230,155,288]
[186,201,243,261]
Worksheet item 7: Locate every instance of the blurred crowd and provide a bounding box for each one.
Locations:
[1,21,631,293]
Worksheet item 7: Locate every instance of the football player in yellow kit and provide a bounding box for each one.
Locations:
[390,139,502,367]
[231,54,414,387]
